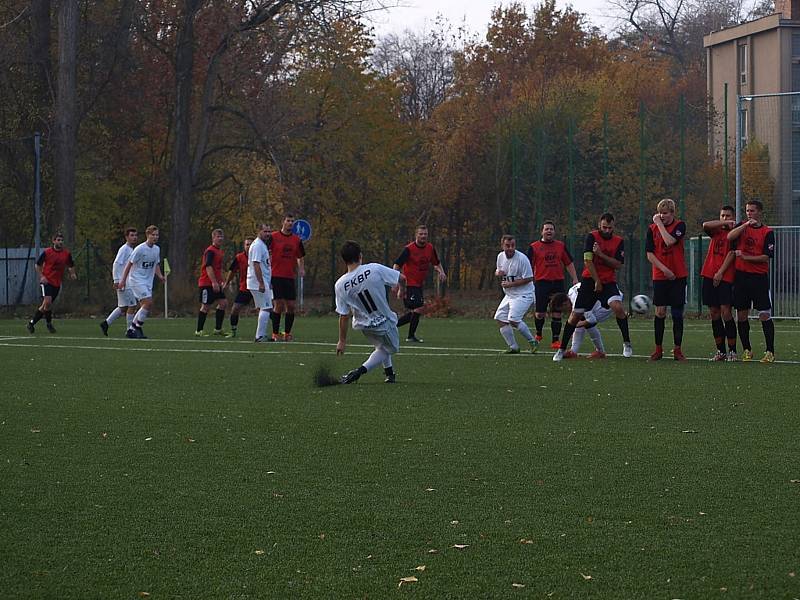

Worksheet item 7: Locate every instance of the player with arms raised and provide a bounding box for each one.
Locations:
[701,206,738,360]
[646,198,688,362]
[336,240,406,384]
[727,200,776,362]
[554,213,632,361]
[494,235,537,354]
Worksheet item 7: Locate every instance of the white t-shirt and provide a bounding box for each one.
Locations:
[335,263,400,330]
[496,250,534,298]
[113,243,134,283]
[127,242,160,287]
[247,237,271,291]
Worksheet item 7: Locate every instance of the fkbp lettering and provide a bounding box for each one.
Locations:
[343,269,371,291]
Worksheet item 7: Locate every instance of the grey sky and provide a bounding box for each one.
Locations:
[370,0,622,37]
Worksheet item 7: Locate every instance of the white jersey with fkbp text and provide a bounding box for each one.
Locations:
[496,250,534,298]
[335,263,400,329]
[113,243,134,283]
[127,242,160,287]
[247,237,271,291]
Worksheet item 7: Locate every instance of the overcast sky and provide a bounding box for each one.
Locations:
[369,0,622,38]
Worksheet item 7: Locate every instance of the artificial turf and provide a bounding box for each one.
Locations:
[1,316,799,598]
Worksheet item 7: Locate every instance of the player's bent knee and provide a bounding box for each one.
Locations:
[671,306,684,320]
[758,310,771,320]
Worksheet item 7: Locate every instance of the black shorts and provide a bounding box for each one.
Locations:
[653,278,687,308]
[403,286,424,310]
[734,272,771,311]
[534,280,565,313]
[702,277,733,308]
[234,290,253,305]
[574,278,623,311]
[199,286,226,305]
[271,277,296,301]
[40,283,60,301]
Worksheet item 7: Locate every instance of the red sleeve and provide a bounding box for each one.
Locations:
[561,244,572,266]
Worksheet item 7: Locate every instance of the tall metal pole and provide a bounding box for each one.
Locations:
[511,133,518,237]
[735,94,743,222]
[723,83,729,205]
[639,100,646,294]
[536,127,545,232]
[603,111,609,212]
[679,94,686,219]
[568,119,576,255]
[34,132,42,260]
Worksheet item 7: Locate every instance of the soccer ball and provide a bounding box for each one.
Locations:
[631,294,652,314]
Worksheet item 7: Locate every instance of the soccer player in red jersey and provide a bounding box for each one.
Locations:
[222,236,254,338]
[554,213,632,361]
[701,206,738,361]
[269,214,305,341]
[526,221,579,350]
[645,198,688,362]
[392,225,446,343]
[727,200,776,362]
[27,233,76,334]
[195,228,229,336]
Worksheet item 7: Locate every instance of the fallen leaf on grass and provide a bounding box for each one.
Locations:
[30,428,40,433]
[100,432,108,439]
[453,544,469,549]
[425,488,436,492]
[398,576,418,587]
[254,550,265,555]
[681,430,697,434]
[184,437,195,443]
[450,520,459,525]
[512,583,526,588]
[580,573,593,581]
[519,539,534,544]
[790,480,800,484]
[138,593,151,598]
[427,549,438,554]
[144,437,152,441]
[415,565,426,572]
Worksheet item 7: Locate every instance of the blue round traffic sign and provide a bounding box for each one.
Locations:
[292,219,312,241]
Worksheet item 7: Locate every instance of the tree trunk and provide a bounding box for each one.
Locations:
[30,0,51,109]
[171,1,200,279]
[54,0,78,244]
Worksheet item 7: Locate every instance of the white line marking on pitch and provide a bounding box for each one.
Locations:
[1,341,799,364]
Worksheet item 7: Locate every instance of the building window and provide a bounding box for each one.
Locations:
[740,107,748,147]
[739,44,748,86]
[794,131,800,193]
[793,33,800,57]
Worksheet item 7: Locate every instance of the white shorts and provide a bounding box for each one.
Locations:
[585,306,612,325]
[116,288,136,307]
[494,294,534,323]
[130,284,153,302]
[361,322,400,355]
[250,288,273,310]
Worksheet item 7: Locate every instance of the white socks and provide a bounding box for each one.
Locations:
[126,312,135,328]
[588,326,605,352]
[106,307,124,324]
[516,320,535,342]
[499,325,517,349]
[363,348,389,371]
[571,327,586,353]
[256,309,270,338]
[133,307,149,327]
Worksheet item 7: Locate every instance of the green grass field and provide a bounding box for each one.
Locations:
[2,315,800,598]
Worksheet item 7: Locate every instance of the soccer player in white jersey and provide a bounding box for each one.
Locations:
[547,283,614,359]
[494,235,537,354]
[100,228,139,336]
[335,240,407,384]
[118,225,165,339]
[247,223,273,342]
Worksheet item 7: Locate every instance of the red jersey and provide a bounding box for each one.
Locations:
[701,228,735,283]
[526,240,573,281]
[394,242,440,287]
[581,231,624,284]
[270,231,305,278]
[646,220,688,281]
[37,247,74,287]
[228,251,249,292]
[734,223,774,275]
[198,244,225,287]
